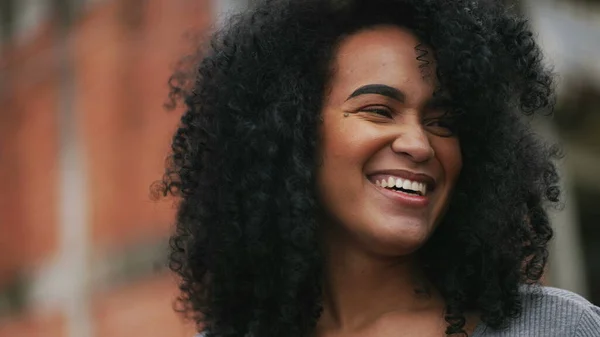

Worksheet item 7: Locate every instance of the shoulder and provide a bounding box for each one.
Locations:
[520,286,598,314]
[477,286,600,336]
[526,287,600,336]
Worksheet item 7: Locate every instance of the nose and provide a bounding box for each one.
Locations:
[390,124,434,163]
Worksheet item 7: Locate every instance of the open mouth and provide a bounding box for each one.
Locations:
[372,177,428,197]
[381,184,423,196]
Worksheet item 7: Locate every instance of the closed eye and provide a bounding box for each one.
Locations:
[424,117,457,137]
[361,106,393,118]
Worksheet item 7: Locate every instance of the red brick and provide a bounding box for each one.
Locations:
[92,274,197,337]
[0,310,65,337]
[73,0,212,249]
[0,22,59,280]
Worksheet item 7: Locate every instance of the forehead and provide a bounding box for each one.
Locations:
[329,25,436,102]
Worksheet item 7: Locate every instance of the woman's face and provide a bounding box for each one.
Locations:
[317,25,462,256]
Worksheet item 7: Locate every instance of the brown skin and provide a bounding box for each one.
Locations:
[315,26,469,336]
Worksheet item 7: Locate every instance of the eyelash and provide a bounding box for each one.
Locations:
[424,118,457,136]
[361,106,393,118]
[360,106,458,136]
[425,119,453,127]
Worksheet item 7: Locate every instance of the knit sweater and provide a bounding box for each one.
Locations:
[197,286,600,336]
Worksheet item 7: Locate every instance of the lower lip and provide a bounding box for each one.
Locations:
[370,182,430,208]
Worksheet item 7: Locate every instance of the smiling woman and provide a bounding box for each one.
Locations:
[159,0,600,336]
[317,26,462,259]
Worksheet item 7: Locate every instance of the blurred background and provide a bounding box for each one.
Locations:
[0,0,598,336]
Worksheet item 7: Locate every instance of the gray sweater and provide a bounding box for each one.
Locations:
[197,286,600,336]
[474,286,600,336]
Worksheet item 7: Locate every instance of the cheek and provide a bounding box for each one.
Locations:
[318,117,377,169]
[316,121,354,193]
[433,137,462,183]
[316,118,379,210]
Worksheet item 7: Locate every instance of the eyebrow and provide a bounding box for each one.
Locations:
[346,84,405,102]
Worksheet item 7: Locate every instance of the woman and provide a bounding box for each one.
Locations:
[160,0,600,336]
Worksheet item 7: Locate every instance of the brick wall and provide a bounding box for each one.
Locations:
[0,20,59,287]
[92,275,195,337]
[72,0,215,249]
[0,310,65,337]
[0,0,213,335]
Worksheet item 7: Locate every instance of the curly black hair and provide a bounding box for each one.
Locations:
[159,0,561,336]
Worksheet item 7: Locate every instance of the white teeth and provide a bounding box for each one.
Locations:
[395,178,403,188]
[375,176,429,196]
[411,181,419,192]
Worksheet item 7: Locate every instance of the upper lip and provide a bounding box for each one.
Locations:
[366,169,437,191]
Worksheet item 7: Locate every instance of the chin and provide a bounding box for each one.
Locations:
[361,225,432,257]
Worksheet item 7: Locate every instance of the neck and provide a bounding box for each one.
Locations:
[318,227,444,332]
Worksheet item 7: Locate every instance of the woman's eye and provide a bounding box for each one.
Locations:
[361,106,393,118]
[425,118,457,137]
